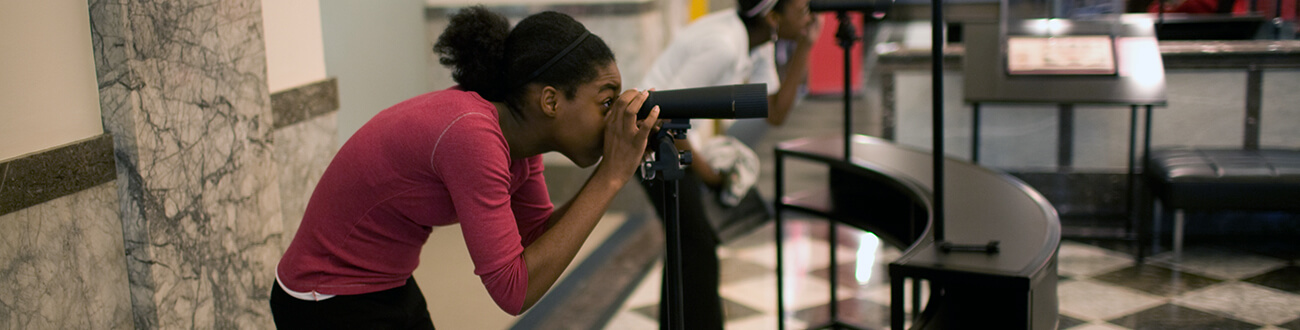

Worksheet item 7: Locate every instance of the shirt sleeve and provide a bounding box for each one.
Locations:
[430,112,529,315]
[750,42,782,95]
[511,156,553,247]
[650,39,746,90]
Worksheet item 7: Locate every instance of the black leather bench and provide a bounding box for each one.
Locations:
[1140,148,1300,260]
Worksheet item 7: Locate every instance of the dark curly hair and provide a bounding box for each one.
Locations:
[434,6,615,117]
[737,0,792,29]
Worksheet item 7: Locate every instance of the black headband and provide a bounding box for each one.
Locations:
[518,31,591,88]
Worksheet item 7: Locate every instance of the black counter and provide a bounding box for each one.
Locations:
[775,134,1061,329]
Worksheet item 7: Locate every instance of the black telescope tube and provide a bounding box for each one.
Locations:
[809,0,892,12]
[636,83,768,119]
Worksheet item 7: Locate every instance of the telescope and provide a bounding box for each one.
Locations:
[636,84,768,120]
[636,83,767,330]
[809,0,893,12]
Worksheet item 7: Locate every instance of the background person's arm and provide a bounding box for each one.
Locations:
[768,18,822,126]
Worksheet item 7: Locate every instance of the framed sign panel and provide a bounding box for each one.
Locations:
[1006,35,1117,75]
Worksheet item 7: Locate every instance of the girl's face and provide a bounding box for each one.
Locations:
[773,0,815,40]
[551,61,622,168]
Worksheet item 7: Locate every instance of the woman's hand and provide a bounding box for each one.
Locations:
[798,14,824,49]
[599,89,659,181]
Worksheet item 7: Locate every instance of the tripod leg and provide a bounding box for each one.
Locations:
[642,174,723,330]
[663,179,685,329]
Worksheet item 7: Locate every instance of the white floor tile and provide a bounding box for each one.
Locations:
[1067,321,1131,330]
[1058,241,1135,278]
[861,279,929,313]
[717,246,736,259]
[719,273,854,313]
[1147,247,1286,280]
[621,261,662,308]
[1058,279,1165,321]
[602,311,658,330]
[1173,282,1300,326]
[732,238,860,271]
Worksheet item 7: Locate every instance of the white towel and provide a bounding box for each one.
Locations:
[699,135,761,207]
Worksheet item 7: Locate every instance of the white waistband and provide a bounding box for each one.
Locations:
[276,271,336,301]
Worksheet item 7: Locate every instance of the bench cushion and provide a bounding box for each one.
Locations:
[1146,148,1300,210]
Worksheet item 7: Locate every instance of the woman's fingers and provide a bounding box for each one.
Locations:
[625,90,648,132]
[611,89,641,124]
[611,89,649,134]
[637,106,660,141]
[606,89,653,155]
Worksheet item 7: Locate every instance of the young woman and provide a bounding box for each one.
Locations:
[637,0,820,328]
[270,7,659,328]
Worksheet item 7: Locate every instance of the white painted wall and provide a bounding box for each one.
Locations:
[0,1,103,162]
[263,0,328,92]
[321,0,431,143]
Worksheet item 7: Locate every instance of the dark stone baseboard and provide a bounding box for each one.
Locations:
[271,77,339,129]
[1,134,116,216]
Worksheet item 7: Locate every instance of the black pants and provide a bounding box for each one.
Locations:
[270,277,436,330]
[641,171,724,329]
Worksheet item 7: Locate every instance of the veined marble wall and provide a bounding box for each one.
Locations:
[273,112,336,248]
[271,77,339,249]
[89,0,284,328]
[0,183,133,329]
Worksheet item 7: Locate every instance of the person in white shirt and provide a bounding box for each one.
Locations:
[638,0,820,328]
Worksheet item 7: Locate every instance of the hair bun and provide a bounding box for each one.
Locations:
[434,6,510,101]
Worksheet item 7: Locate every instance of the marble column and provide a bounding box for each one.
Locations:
[89,0,284,328]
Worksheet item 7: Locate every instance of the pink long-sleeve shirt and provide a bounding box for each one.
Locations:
[277,87,553,315]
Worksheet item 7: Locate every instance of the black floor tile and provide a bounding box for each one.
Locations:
[1244,265,1300,294]
[1279,316,1300,330]
[629,298,762,323]
[719,257,772,284]
[631,304,656,320]
[793,298,890,329]
[1107,303,1259,330]
[1058,314,1087,329]
[722,298,763,321]
[1091,264,1222,297]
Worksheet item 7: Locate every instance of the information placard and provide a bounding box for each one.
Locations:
[1006,36,1117,75]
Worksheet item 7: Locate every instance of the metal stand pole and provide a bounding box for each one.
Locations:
[931,0,946,242]
[661,178,684,330]
[644,121,691,330]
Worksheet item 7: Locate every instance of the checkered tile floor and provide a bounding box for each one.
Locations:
[602,218,1300,329]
